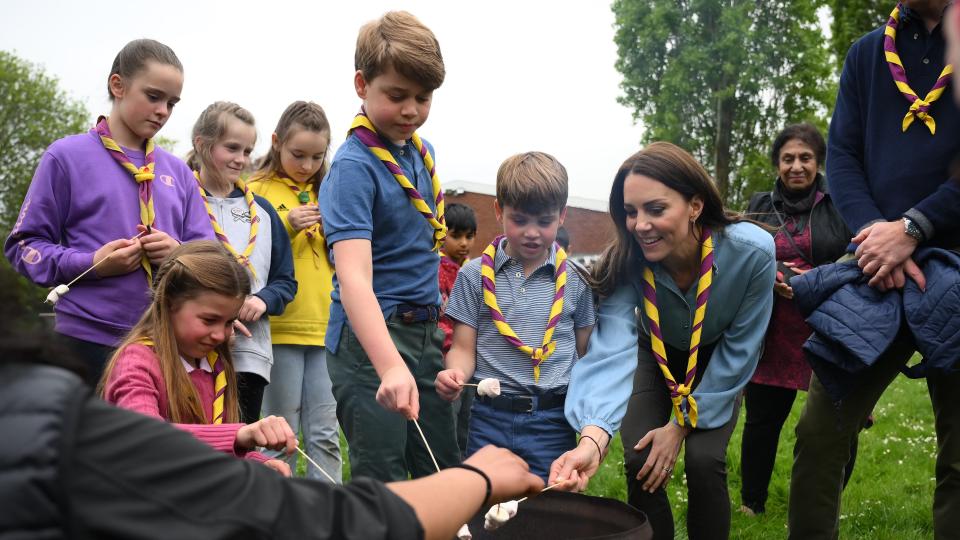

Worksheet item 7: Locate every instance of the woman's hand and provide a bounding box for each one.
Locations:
[464,445,544,503]
[548,441,598,492]
[263,458,292,477]
[236,415,297,454]
[634,422,689,493]
[287,204,321,232]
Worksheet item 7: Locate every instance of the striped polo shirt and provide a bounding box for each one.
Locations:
[446,238,596,394]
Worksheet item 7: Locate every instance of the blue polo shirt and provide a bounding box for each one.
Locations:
[320,132,442,353]
[828,6,960,246]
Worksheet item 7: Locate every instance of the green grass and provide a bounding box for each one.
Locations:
[293,375,936,538]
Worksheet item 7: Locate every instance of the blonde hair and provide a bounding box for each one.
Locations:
[355,11,445,91]
[107,39,182,101]
[185,101,256,175]
[496,152,569,215]
[99,241,250,424]
[250,101,331,195]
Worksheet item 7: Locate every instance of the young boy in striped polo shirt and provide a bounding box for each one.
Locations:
[435,152,596,481]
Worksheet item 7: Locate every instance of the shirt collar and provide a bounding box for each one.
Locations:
[180,355,213,373]
[493,237,559,274]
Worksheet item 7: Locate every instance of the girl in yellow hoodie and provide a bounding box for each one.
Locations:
[249,101,340,482]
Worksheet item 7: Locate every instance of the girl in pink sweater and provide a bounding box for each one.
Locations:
[100,241,296,476]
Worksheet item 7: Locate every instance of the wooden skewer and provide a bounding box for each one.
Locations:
[295,446,338,484]
[458,383,479,387]
[517,481,563,503]
[412,418,441,472]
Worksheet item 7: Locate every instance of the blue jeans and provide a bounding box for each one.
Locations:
[466,399,576,481]
[261,345,341,483]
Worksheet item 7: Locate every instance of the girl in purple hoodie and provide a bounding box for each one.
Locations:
[4,39,213,385]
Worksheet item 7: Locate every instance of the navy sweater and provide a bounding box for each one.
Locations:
[827,8,960,246]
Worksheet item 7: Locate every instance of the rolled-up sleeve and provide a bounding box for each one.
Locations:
[565,283,641,436]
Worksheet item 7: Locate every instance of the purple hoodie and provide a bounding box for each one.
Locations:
[5,130,214,346]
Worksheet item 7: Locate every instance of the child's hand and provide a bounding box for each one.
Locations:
[136,224,179,264]
[236,415,297,454]
[238,295,267,322]
[435,368,465,402]
[288,204,321,232]
[377,365,420,419]
[263,459,292,477]
[93,238,144,277]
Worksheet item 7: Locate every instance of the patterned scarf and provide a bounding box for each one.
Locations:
[884,3,953,134]
[480,236,567,383]
[194,172,259,278]
[348,110,446,251]
[640,229,715,428]
[273,175,324,268]
[94,116,156,281]
[139,339,227,425]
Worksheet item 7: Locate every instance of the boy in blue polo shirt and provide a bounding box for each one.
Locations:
[435,152,596,481]
[319,10,459,482]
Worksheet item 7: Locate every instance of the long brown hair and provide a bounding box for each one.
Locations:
[592,142,743,297]
[250,101,331,196]
[98,241,250,424]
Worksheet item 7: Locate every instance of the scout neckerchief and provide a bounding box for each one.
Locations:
[480,235,567,383]
[94,116,155,282]
[194,171,259,278]
[884,3,953,134]
[440,251,468,267]
[640,228,715,428]
[271,174,324,269]
[348,109,446,251]
[138,338,227,424]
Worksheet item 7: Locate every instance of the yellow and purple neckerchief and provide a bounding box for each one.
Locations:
[138,338,227,424]
[194,172,260,278]
[641,229,715,428]
[94,116,155,282]
[480,235,567,383]
[348,110,446,251]
[884,3,953,134]
[275,176,325,268]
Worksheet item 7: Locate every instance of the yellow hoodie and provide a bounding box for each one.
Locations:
[249,172,333,346]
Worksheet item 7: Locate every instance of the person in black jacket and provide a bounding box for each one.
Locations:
[0,306,543,540]
[740,123,852,515]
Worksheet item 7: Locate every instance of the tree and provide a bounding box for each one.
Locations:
[612,0,834,208]
[0,50,90,319]
[830,0,889,70]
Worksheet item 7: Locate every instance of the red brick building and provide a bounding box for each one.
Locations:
[442,180,614,265]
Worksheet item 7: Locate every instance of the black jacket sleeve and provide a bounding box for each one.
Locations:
[66,398,423,540]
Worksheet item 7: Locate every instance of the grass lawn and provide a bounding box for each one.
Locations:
[297,374,937,539]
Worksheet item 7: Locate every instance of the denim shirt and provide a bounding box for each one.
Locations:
[320,132,442,354]
[565,222,776,434]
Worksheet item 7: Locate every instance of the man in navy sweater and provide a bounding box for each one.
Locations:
[789,2,960,539]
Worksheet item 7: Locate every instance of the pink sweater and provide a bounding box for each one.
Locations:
[103,344,268,463]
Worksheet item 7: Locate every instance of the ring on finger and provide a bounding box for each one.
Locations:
[662,466,673,473]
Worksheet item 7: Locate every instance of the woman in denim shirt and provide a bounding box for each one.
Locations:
[550,143,775,540]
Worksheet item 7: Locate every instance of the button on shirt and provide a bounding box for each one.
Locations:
[320,133,442,354]
[446,239,596,394]
[565,222,776,433]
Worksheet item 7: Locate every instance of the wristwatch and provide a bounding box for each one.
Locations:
[902,216,924,243]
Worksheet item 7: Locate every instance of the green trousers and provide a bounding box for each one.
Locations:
[788,330,960,539]
[327,318,459,482]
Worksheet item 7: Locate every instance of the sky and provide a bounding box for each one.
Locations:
[1,0,646,204]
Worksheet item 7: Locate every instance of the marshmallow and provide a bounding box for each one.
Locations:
[483,500,518,530]
[477,378,501,397]
[456,523,472,540]
[45,284,70,304]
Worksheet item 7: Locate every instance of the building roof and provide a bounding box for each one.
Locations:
[442,180,609,213]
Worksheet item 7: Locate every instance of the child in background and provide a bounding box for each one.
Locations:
[186,102,297,424]
[556,226,570,252]
[100,241,296,476]
[4,39,212,385]
[320,11,459,481]
[250,101,341,481]
[435,152,596,481]
[438,203,477,458]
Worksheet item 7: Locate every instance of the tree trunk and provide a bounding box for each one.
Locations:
[714,94,735,201]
